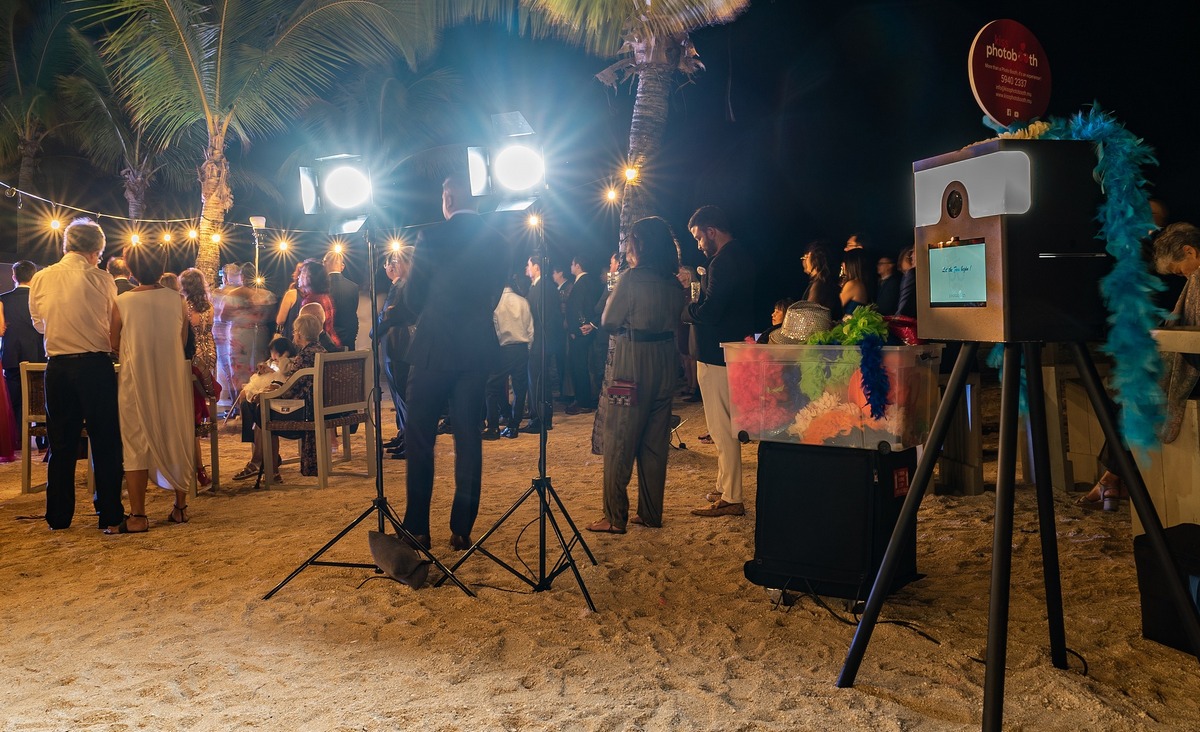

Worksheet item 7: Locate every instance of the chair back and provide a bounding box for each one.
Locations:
[20,362,47,429]
[315,350,371,414]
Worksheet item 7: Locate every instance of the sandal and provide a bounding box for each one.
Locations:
[585,519,626,534]
[104,514,148,534]
[168,504,189,524]
[233,462,260,481]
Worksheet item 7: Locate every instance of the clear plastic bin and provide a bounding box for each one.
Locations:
[723,342,942,450]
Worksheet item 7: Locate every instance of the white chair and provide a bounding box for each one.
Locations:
[259,350,375,489]
[19,362,94,495]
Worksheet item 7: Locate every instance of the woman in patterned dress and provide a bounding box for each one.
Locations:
[180,268,219,487]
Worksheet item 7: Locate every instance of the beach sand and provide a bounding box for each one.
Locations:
[1,393,1197,731]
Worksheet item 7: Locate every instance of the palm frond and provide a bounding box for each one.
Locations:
[527,0,749,57]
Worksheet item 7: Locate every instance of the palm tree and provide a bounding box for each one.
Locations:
[0,0,79,254]
[79,0,435,282]
[57,28,196,221]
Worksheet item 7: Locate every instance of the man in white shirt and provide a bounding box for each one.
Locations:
[29,218,125,532]
[485,279,533,440]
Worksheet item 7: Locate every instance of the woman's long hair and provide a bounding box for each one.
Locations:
[841,248,878,302]
[804,240,835,283]
[179,268,211,312]
[627,216,681,279]
[299,259,330,296]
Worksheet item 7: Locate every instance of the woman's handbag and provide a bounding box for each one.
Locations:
[268,398,311,438]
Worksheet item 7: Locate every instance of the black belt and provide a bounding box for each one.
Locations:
[48,352,111,360]
[623,330,674,343]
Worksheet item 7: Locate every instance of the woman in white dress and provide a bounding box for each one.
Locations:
[107,245,195,533]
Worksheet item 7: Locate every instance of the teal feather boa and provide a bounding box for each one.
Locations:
[983,105,1166,450]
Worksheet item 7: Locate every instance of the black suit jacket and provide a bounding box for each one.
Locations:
[327,272,360,348]
[565,272,603,336]
[114,277,135,294]
[0,286,45,372]
[528,278,564,347]
[683,239,756,366]
[404,213,508,372]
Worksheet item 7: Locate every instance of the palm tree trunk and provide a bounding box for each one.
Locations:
[122,168,148,220]
[196,140,233,285]
[593,61,676,456]
[616,62,674,253]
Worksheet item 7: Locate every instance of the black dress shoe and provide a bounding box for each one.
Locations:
[389,450,406,460]
[403,532,431,551]
[500,426,519,439]
[519,421,543,434]
[450,533,471,551]
[482,428,501,441]
[382,435,404,449]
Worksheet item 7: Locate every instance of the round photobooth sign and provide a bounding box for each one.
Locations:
[968,19,1051,126]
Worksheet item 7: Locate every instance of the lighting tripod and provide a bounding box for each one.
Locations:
[436,221,597,609]
[836,341,1200,732]
[264,226,474,599]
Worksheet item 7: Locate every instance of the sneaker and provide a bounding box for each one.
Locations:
[691,500,745,517]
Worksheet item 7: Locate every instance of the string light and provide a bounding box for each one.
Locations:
[527,214,541,228]
[606,189,618,202]
[188,229,199,240]
[161,232,172,243]
[389,240,401,251]
[624,167,638,182]
[49,218,62,231]
[210,233,221,244]
[130,234,141,245]
[332,242,344,254]
[277,240,290,252]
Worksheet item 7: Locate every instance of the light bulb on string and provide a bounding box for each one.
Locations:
[188,229,198,240]
[624,167,638,183]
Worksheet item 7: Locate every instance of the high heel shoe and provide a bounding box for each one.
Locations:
[196,465,212,488]
[168,503,189,524]
[1101,481,1127,512]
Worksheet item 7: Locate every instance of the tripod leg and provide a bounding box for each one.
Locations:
[263,503,378,599]
[839,341,980,687]
[981,344,1021,731]
[543,476,598,565]
[1068,342,1200,661]
[535,480,598,612]
[1022,342,1069,669]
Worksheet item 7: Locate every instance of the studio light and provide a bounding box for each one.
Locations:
[493,145,545,192]
[466,111,546,211]
[299,154,372,230]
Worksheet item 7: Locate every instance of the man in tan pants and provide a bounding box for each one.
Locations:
[682,206,757,517]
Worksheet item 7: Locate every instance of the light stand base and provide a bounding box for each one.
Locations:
[263,497,476,599]
[436,475,598,611]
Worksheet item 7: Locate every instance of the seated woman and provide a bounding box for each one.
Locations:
[233,314,327,482]
[1079,221,1200,509]
[756,298,794,344]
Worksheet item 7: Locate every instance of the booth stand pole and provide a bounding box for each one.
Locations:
[837,340,1200,732]
[263,226,475,599]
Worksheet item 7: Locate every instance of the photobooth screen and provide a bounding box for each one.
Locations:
[929,239,987,307]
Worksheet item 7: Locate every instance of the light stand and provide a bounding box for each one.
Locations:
[263,217,474,599]
[435,214,597,609]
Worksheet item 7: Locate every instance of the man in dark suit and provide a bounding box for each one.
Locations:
[375,247,415,456]
[323,250,360,349]
[403,176,508,551]
[107,256,135,294]
[1,261,47,438]
[564,255,603,414]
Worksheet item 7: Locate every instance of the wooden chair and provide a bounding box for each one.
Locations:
[19,362,94,495]
[258,350,375,489]
[190,372,220,498]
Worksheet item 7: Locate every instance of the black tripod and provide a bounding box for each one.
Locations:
[436,225,597,609]
[836,341,1200,731]
[264,227,474,599]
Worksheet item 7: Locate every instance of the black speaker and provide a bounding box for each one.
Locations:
[745,442,920,600]
[1134,523,1200,654]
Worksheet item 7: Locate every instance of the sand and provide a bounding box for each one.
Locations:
[1,394,1198,731]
